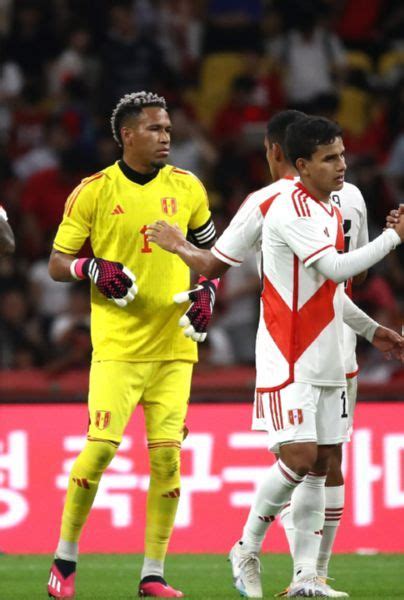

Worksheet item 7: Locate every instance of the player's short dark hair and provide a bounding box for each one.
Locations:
[110,91,167,147]
[285,116,343,166]
[266,110,306,149]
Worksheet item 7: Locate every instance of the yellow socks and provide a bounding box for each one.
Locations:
[60,440,117,543]
[144,441,181,563]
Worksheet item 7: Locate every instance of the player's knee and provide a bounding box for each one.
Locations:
[148,444,181,484]
[280,442,317,477]
[80,440,118,472]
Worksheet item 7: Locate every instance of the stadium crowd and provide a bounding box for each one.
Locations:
[0,0,404,380]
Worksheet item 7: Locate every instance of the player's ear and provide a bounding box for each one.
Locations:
[296,157,309,177]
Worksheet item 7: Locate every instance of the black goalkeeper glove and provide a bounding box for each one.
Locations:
[173,277,219,342]
[71,257,137,307]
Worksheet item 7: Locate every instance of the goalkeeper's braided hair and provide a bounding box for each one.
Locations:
[111,91,167,147]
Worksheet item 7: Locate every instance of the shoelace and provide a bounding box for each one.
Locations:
[239,554,261,583]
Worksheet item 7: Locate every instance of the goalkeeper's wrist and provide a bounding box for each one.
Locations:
[70,258,90,280]
[198,275,220,289]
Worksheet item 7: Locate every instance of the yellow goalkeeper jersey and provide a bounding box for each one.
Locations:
[53,161,214,362]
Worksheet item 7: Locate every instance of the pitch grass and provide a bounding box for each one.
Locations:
[1,553,403,600]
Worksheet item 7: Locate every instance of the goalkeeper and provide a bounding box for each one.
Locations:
[47,91,218,600]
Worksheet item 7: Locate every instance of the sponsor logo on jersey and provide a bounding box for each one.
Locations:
[95,410,111,430]
[288,408,303,426]
[161,197,177,216]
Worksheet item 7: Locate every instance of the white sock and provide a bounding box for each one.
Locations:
[317,485,345,578]
[141,557,164,579]
[292,472,326,581]
[55,539,78,562]
[242,459,304,553]
[279,501,294,556]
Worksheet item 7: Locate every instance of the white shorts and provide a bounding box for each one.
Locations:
[254,382,350,452]
[347,375,358,440]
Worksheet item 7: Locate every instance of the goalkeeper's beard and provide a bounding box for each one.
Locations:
[150,160,166,170]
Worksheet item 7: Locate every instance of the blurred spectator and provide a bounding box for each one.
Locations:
[12,117,71,181]
[169,106,217,179]
[47,282,91,373]
[48,25,99,96]
[29,256,70,322]
[203,0,264,53]
[0,288,46,368]
[269,3,346,110]
[156,0,203,78]
[5,2,58,79]
[209,251,260,365]
[99,2,172,110]
[0,39,24,143]
[19,147,92,258]
[7,80,50,160]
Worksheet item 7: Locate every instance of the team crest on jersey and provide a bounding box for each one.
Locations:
[95,410,111,430]
[161,197,177,216]
[288,409,303,426]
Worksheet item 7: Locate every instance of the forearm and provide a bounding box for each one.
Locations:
[343,293,378,342]
[48,249,77,281]
[315,229,400,283]
[174,239,229,278]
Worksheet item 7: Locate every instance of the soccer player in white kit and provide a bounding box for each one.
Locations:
[147,114,404,597]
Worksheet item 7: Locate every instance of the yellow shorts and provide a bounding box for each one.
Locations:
[87,360,193,444]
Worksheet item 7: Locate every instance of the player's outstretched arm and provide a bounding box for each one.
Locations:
[343,293,404,361]
[146,220,229,278]
[49,249,137,307]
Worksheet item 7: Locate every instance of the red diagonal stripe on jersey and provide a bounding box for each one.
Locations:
[259,193,281,217]
[262,276,337,362]
[295,279,337,360]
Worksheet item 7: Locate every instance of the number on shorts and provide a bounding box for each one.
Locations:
[341,390,348,418]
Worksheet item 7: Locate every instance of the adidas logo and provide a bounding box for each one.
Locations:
[111,204,124,215]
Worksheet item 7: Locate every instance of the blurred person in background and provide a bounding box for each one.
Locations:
[169,105,217,180]
[0,202,14,256]
[269,2,346,111]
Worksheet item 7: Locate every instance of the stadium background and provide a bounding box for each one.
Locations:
[1,0,404,558]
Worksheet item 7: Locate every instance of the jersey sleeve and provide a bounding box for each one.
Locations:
[187,174,216,247]
[279,214,335,267]
[53,175,102,254]
[212,194,263,266]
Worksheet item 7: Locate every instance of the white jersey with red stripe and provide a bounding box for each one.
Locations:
[256,180,346,391]
[331,183,369,377]
[211,176,298,273]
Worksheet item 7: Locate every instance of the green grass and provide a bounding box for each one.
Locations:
[0,553,403,599]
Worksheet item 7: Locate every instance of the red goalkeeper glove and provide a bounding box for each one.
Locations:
[71,258,137,307]
[173,276,219,342]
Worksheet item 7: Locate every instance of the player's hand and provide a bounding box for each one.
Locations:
[146,220,185,253]
[173,278,218,342]
[371,325,404,362]
[77,258,137,307]
[385,204,404,229]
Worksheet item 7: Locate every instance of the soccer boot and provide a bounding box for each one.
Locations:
[228,541,263,598]
[47,560,76,599]
[317,578,349,598]
[138,575,184,598]
[287,576,345,597]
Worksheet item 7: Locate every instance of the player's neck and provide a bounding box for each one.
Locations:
[301,179,330,203]
[119,159,159,185]
[277,163,298,180]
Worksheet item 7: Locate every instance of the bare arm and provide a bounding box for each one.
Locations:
[0,219,15,255]
[147,220,230,278]
[48,249,77,281]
